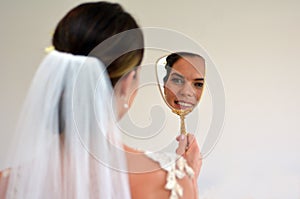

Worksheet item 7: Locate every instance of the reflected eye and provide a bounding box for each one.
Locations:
[171,77,184,85]
[194,82,204,89]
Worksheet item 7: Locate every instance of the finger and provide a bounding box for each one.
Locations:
[185,133,193,151]
[176,134,187,142]
[187,133,194,144]
[186,134,201,154]
[176,134,187,155]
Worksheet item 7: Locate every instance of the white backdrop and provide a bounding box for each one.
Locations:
[1,0,299,198]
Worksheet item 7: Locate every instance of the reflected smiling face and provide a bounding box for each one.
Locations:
[164,56,205,110]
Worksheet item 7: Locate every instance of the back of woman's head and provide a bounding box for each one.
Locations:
[53,1,144,86]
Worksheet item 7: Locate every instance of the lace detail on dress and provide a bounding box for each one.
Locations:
[145,152,194,199]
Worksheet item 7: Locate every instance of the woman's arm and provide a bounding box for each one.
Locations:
[176,134,202,199]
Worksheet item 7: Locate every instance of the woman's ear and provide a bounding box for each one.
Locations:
[119,70,137,97]
[114,70,138,120]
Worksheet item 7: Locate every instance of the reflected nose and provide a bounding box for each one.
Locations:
[179,82,195,97]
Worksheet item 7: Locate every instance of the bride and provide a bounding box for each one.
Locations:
[0,2,202,199]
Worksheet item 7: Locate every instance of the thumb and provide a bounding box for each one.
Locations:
[176,134,187,155]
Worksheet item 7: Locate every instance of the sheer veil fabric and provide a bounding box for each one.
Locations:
[2,50,131,198]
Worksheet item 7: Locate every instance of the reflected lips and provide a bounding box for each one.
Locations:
[174,100,194,109]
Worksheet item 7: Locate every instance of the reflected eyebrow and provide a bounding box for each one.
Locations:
[194,78,204,81]
[171,73,204,81]
[170,73,184,79]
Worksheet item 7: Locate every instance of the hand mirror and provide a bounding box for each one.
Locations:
[156,52,206,135]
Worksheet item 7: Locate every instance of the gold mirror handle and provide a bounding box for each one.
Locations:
[172,109,191,135]
[180,114,187,135]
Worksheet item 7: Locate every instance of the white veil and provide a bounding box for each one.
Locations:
[2,50,131,198]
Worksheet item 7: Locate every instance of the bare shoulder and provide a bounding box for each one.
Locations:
[124,146,196,199]
[126,151,170,199]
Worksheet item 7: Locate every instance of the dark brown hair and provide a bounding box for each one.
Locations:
[163,52,203,83]
[52,1,144,86]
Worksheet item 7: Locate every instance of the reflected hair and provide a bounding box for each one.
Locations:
[163,52,204,83]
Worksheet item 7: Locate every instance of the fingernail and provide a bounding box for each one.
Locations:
[180,134,185,140]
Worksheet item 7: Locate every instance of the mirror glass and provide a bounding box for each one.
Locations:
[156,52,206,133]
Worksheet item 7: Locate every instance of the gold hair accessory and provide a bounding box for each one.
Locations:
[44,45,55,53]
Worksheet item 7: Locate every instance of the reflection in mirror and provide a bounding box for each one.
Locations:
[156,52,206,135]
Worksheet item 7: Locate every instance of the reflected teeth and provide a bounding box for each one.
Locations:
[177,101,193,107]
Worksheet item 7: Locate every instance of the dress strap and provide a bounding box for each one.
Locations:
[145,152,194,199]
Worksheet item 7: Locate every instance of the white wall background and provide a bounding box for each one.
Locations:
[1,0,299,198]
